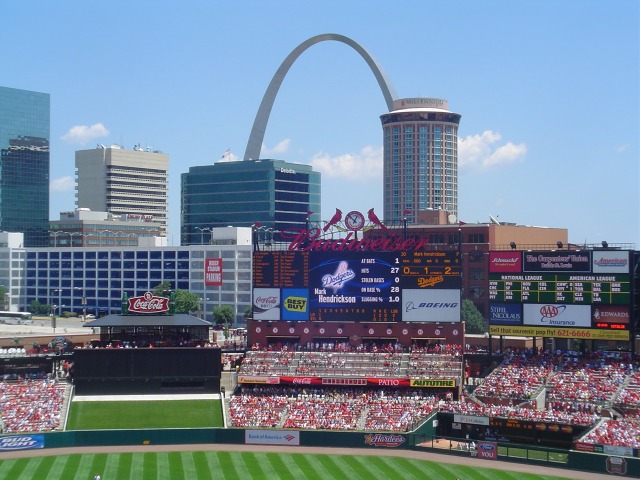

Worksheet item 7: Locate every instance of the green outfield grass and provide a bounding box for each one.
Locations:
[0,451,578,480]
[66,400,223,430]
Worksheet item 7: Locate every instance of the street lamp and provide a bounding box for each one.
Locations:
[195,227,213,245]
[98,230,113,246]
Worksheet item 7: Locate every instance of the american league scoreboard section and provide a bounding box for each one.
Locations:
[488,250,632,341]
[252,250,462,322]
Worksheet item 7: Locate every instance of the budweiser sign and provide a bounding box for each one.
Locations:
[283,229,429,252]
[128,292,170,314]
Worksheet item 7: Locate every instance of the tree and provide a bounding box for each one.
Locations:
[28,300,49,315]
[461,299,486,334]
[213,305,234,328]
[173,290,201,314]
[151,282,200,314]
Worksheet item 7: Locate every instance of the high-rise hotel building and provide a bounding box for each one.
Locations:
[381,98,461,225]
[0,86,50,247]
[76,145,169,236]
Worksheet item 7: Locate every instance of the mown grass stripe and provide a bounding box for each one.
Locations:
[239,452,268,479]
[342,454,382,479]
[15,456,43,480]
[318,453,365,479]
[166,451,185,478]
[58,451,81,480]
[367,455,410,479]
[75,453,97,480]
[191,451,214,480]
[264,451,299,480]
[102,452,124,479]
[142,452,158,480]
[276,453,309,479]
[216,451,239,479]
[129,452,145,480]
[403,456,460,479]
[230,451,254,479]
[0,458,18,480]
[41,455,69,480]
[203,450,223,476]
[179,451,198,480]
[293,454,324,480]
[155,451,171,479]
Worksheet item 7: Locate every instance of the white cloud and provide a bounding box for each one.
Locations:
[459,130,526,169]
[60,123,109,145]
[309,146,382,180]
[50,176,74,192]
[615,144,630,153]
[262,139,291,155]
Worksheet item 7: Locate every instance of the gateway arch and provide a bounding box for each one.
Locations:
[243,33,397,161]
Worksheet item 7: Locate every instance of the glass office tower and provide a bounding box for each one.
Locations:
[181,159,320,245]
[0,86,50,247]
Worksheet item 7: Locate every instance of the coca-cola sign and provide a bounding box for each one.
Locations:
[128,292,169,314]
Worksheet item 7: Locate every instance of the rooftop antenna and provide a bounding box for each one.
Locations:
[489,214,501,225]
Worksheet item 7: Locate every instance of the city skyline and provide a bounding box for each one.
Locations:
[1,1,637,246]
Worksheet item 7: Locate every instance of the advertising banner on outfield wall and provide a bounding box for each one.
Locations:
[454,414,490,426]
[0,435,44,451]
[245,430,300,446]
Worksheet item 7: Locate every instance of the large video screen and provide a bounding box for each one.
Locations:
[252,250,462,322]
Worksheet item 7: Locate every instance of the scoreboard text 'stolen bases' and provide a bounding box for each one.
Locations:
[252,250,462,323]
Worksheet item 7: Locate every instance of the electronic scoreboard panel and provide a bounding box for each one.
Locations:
[252,250,462,322]
[488,250,633,339]
[488,274,631,304]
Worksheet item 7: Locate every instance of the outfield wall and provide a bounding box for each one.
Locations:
[2,428,638,477]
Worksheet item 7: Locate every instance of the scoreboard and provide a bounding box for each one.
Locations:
[488,250,633,339]
[489,274,630,305]
[252,250,462,322]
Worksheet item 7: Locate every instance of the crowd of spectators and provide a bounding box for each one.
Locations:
[473,352,555,402]
[0,378,66,433]
[546,355,628,405]
[228,386,443,432]
[613,372,640,414]
[578,416,640,449]
[439,399,600,427]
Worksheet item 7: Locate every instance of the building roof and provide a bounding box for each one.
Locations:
[83,314,212,328]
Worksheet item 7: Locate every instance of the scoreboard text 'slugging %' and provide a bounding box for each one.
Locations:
[252,250,462,323]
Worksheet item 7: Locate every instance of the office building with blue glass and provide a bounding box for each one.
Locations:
[181,159,320,245]
[0,86,50,247]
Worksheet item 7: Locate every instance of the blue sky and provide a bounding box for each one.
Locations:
[2,0,638,247]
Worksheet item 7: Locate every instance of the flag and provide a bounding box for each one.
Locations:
[403,209,412,215]
[221,148,230,159]
[459,221,467,226]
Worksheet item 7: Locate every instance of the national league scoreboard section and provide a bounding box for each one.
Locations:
[252,250,462,323]
[488,250,632,341]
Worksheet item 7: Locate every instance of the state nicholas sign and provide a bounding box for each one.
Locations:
[128,292,170,314]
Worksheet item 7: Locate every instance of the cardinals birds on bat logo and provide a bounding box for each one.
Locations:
[367,208,387,231]
[323,208,342,232]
